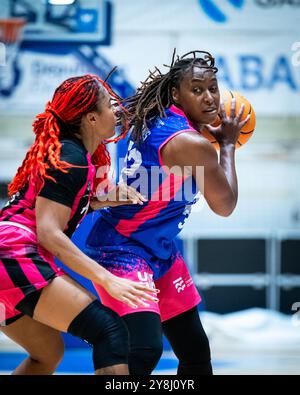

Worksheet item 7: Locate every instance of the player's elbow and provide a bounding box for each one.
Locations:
[216,205,235,217]
[219,199,237,217]
[36,224,60,249]
[209,193,237,217]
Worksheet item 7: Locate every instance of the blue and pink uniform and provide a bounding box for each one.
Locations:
[0,137,95,325]
[86,105,201,321]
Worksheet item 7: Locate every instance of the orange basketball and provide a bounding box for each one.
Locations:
[201,90,256,150]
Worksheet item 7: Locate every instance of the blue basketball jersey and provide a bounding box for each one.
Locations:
[91,105,200,260]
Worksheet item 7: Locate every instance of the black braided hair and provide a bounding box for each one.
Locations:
[125,50,218,143]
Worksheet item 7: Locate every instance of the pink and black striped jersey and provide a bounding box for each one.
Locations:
[0,137,95,238]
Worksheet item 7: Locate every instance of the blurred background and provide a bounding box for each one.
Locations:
[0,0,300,375]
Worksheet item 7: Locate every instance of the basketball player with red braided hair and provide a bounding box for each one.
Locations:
[0,74,158,375]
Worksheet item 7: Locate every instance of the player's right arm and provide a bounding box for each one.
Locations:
[162,99,249,217]
[162,133,237,216]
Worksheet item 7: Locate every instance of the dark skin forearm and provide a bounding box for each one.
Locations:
[194,121,238,208]
[219,143,238,207]
[161,132,238,217]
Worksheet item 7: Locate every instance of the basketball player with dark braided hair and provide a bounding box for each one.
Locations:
[85,51,250,375]
[0,74,159,375]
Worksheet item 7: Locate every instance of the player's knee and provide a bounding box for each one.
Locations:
[67,300,129,370]
[44,342,64,371]
[130,339,163,375]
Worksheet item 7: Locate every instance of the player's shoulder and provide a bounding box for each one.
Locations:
[60,138,88,167]
[163,130,217,168]
[149,109,189,134]
[171,130,215,153]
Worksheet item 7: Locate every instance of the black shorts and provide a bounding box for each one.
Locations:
[5,289,43,326]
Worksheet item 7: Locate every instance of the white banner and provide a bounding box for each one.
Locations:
[178,33,300,115]
[1,38,299,116]
[0,0,299,115]
[100,0,300,116]
[0,51,90,114]
[113,0,300,32]
[100,31,300,115]
[0,46,134,114]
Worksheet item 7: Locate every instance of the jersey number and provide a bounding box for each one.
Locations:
[121,141,142,179]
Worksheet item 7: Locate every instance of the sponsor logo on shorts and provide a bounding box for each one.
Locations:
[137,271,155,289]
[173,275,194,293]
[173,277,186,293]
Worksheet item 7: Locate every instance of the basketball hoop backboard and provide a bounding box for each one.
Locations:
[0,0,112,46]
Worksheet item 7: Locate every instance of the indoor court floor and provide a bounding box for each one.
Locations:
[1,336,299,375]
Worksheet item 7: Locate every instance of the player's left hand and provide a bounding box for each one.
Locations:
[90,183,147,210]
[204,99,250,147]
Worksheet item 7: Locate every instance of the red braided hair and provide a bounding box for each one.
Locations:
[8,74,129,197]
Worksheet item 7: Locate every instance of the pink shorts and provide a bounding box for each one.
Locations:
[0,224,65,325]
[93,252,201,322]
